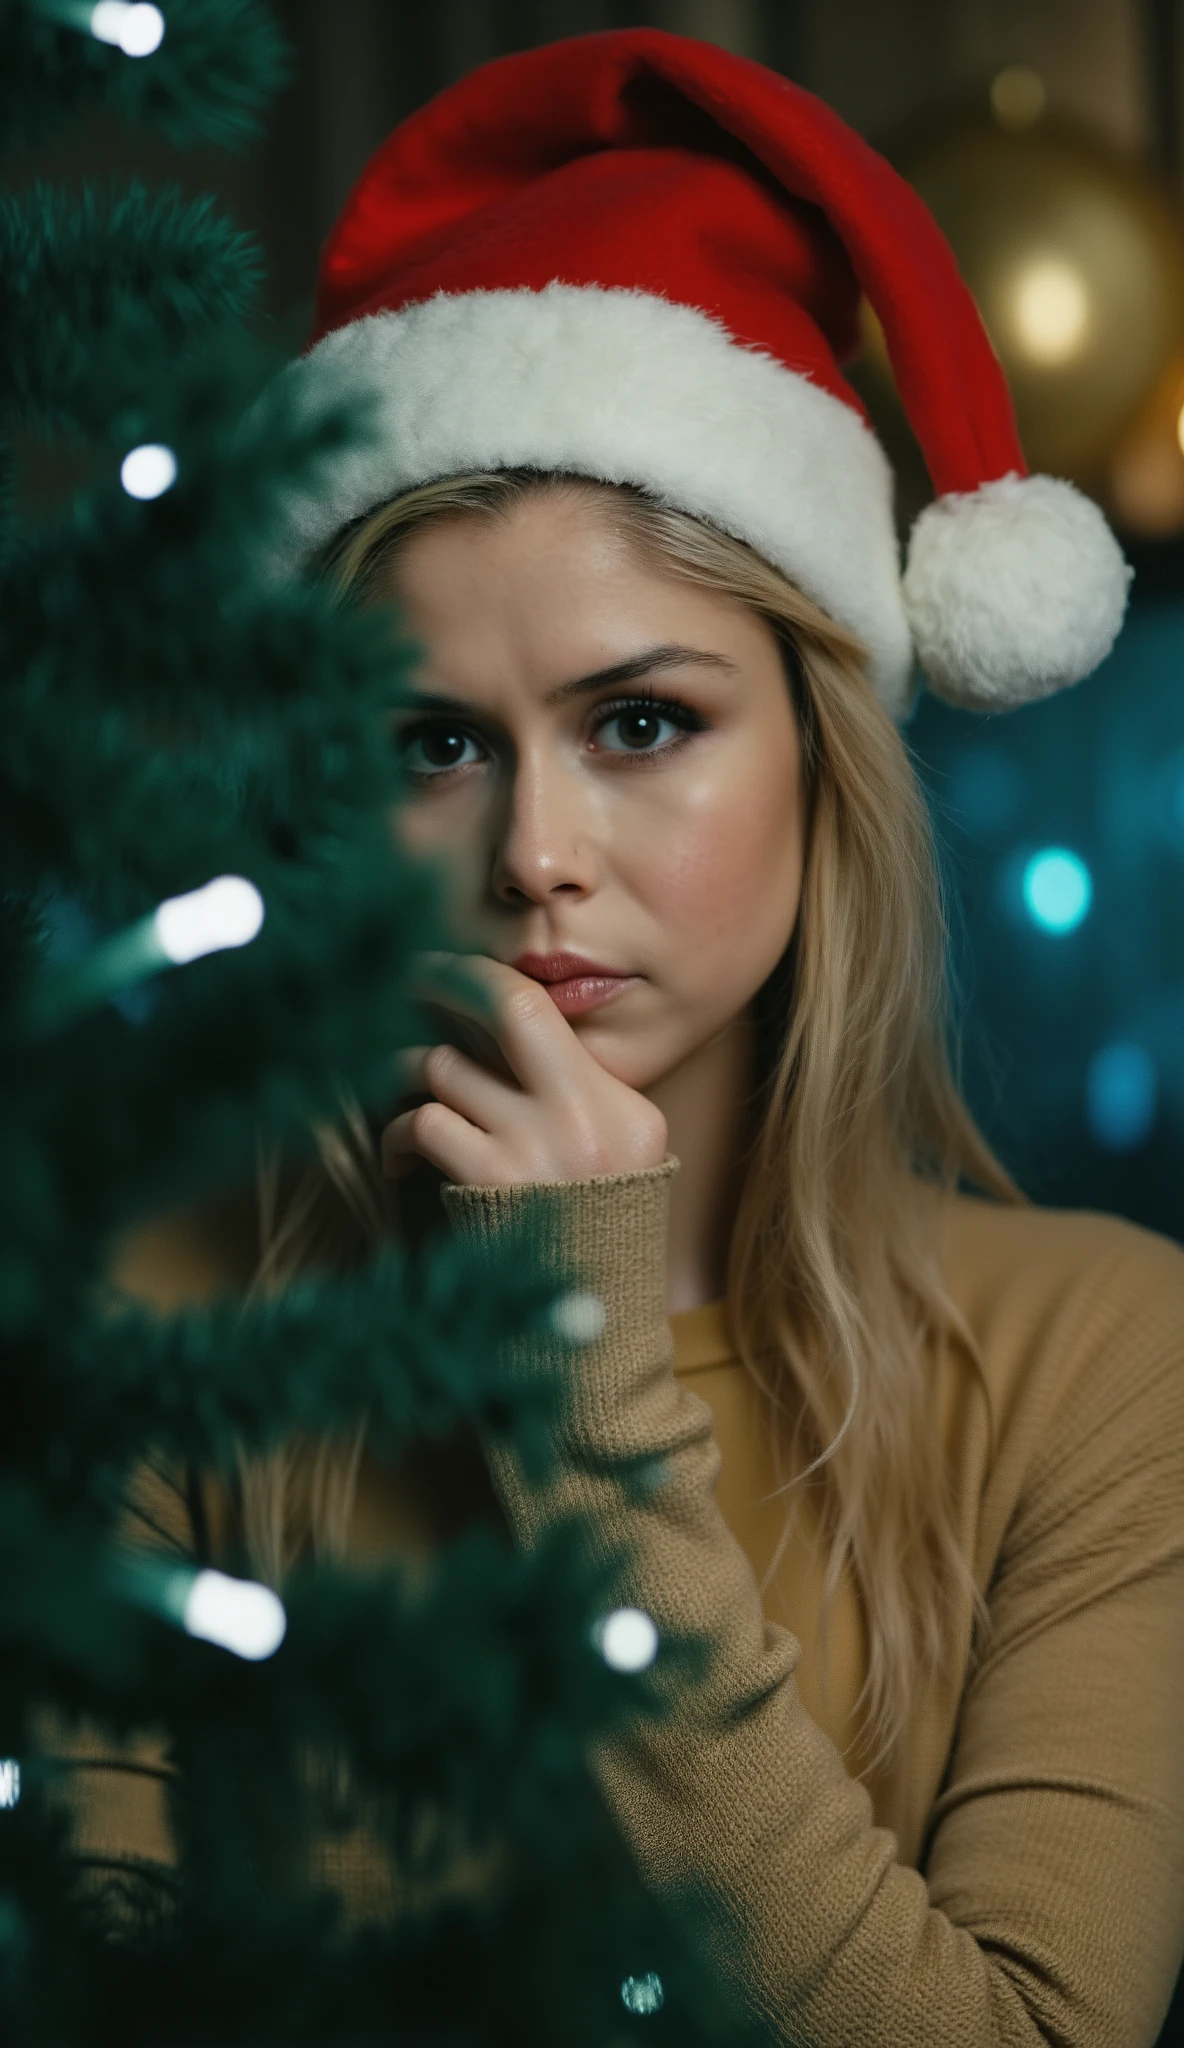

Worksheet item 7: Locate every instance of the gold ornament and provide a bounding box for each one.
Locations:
[854,83,1184,521]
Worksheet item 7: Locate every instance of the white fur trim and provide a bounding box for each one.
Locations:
[902,472,1132,711]
[277,283,916,717]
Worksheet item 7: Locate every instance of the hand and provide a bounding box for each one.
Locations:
[381,952,669,1190]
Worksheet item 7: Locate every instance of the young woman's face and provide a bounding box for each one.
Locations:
[383,488,807,1094]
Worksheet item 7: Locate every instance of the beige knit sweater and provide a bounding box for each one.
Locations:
[46,1157,1184,2045]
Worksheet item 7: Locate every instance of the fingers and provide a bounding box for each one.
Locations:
[411,952,563,1094]
[381,1038,517,1180]
[380,1095,492,1185]
[383,952,577,1186]
[397,1039,518,1123]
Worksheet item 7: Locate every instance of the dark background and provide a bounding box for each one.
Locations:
[19,1,1176,328]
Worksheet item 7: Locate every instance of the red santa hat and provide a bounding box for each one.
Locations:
[280,27,1132,724]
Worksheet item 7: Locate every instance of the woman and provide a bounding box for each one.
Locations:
[101,27,1183,2046]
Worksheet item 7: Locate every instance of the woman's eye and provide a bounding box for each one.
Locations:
[394,695,703,786]
[396,724,481,781]
[597,700,692,756]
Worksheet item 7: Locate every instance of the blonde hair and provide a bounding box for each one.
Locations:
[240,466,1029,1787]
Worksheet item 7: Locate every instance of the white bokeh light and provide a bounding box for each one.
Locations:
[120,442,177,500]
[91,2,165,55]
[91,1,131,41]
[595,1606,659,1673]
[0,1760,20,1810]
[153,875,264,964]
[183,1571,286,1661]
[550,1290,606,1343]
[119,3,165,53]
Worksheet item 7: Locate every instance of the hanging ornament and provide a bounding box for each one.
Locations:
[855,71,1184,512]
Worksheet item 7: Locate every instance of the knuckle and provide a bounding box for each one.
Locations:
[410,1101,439,1141]
[641,1104,669,1150]
[423,1042,455,1084]
[504,980,544,1027]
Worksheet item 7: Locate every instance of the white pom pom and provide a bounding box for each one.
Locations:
[902,472,1132,711]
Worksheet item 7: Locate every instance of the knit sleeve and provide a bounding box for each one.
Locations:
[33,1454,200,1933]
[439,1159,1184,2048]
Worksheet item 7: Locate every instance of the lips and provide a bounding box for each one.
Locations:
[511,951,626,983]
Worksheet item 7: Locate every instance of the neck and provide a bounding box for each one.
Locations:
[643,1008,760,1318]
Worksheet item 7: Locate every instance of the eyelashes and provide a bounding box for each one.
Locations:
[393,685,709,786]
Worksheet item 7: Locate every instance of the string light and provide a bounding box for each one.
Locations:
[620,1972,664,2016]
[182,1571,286,1661]
[90,2,165,55]
[550,1290,605,1343]
[595,1607,659,1672]
[24,876,264,1035]
[115,1556,286,1661]
[153,875,264,963]
[120,442,177,499]
[0,1761,20,1809]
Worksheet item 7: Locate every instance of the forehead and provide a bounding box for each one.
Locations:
[377,486,790,718]
[385,483,642,593]
[383,487,746,646]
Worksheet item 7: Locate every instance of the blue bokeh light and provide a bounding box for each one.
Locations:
[1021,848,1093,934]
[1085,1041,1158,1151]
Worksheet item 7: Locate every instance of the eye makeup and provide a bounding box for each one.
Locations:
[393,683,710,786]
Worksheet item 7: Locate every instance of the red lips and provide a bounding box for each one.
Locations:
[511,951,625,983]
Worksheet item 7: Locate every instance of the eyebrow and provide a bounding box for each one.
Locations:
[398,642,741,714]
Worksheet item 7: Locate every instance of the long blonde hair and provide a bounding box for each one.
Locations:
[240,466,1028,1787]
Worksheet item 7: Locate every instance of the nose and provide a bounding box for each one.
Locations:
[489,739,601,906]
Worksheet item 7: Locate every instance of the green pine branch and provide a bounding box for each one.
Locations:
[67,1232,581,1497]
[1,857,442,1340]
[0,1486,707,1833]
[0,0,290,155]
[0,181,264,434]
[0,1790,761,2048]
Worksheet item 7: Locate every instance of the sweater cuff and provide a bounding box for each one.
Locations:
[438,1155,680,1526]
[438,1153,782,1719]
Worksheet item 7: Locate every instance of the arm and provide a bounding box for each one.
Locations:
[37,1199,245,1926]
[441,1160,1184,2048]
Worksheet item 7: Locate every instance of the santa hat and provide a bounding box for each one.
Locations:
[280,27,1131,724]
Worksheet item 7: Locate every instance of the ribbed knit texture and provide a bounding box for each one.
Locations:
[44,1161,1184,2044]
[438,1160,1184,2048]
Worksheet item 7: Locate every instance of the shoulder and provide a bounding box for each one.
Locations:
[939,1184,1184,1319]
[931,1185,1184,1464]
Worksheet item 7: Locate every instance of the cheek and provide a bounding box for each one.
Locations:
[388,806,477,925]
[629,764,803,949]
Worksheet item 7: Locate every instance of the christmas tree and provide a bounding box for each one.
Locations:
[0,4,773,2040]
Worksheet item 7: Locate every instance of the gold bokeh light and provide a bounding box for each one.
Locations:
[1011,257,1090,365]
[990,66,1046,131]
